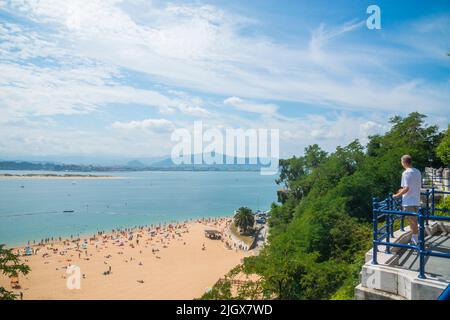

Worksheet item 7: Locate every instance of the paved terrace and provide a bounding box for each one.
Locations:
[356,222,450,300]
[397,234,450,281]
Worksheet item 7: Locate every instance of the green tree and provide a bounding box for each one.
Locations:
[0,244,30,300]
[436,125,450,165]
[199,265,263,300]
[234,207,255,234]
[275,145,328,203]
[200,278,234,300]
[367,112,442,169]
[304,144,328,172]
[243,231,348,299]
[276,156,307,202]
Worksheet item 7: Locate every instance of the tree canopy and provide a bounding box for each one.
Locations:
[234,207,255,234]
[0,244,30,300]
[436,125,450,165]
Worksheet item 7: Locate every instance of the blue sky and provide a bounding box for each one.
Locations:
[0,0,449,160]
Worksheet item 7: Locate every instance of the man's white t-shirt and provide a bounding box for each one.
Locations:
[401,167,422,206]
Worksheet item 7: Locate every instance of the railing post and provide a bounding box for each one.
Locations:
[389,194,395,237]
[372,197,378,265]
[385,195,391,254]
[431,187,435,217]
[432,170,435,188]
[418,208,426,279]
[395,194,405,231]
[391,214,395,238]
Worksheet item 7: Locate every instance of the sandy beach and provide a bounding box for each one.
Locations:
[0,218,249,299]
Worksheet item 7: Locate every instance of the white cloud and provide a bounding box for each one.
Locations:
[309,20,365,56]
[0,125,174,157]
[264,113,390,157]
[111,118,174,132]
[0,62,185,118]
[359,121,387,137]
[224,97,278,115]
[2,0,448,115]
[0,1,448,158]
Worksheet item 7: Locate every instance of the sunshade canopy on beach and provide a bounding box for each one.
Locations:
[10,276,19,285]
[204,230,221,239]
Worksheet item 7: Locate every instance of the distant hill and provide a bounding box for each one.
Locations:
[151,154,269,168]
[0,161,106,172]
[0,156,269,172]
[0,155,167,166]
[126,160,147,168]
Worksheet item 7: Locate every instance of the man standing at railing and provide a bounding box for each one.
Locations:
[393,155,422,245]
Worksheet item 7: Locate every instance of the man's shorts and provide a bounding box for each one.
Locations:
[403,206,419,218]
[403,206,419,212]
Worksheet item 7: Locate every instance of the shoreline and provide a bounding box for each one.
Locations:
[2,214,237,249]
[0,217,251,300]
[7,215,234,249]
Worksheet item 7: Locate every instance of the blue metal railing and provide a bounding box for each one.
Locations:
[372,188,450,280]
[438,283,450,300]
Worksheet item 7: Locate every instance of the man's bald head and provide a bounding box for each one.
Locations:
[401,155,412,168]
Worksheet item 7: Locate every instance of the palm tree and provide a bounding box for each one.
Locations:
[234,207,255,234]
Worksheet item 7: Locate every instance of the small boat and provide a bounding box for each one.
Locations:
[63,210,75,213]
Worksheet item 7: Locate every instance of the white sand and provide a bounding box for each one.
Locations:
[0,218,248,300]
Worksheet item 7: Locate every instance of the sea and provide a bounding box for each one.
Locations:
[0,170,278,246]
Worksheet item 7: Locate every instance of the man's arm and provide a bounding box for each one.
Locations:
[394,171,410,198]
[393,186,409,198]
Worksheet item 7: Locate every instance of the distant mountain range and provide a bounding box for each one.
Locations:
[150,153,269,168]
[0,155,167,167]
[0,154,271,172]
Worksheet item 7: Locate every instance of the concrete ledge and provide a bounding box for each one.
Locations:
[355,284,406,300]
[359,263,447,300]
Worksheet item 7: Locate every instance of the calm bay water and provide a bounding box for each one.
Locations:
[0,171,278,246]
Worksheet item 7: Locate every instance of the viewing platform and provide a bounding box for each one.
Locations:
[355,186,450,300]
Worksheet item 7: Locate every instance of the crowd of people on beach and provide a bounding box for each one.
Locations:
[17,217,249,260]
[10,216,249,298]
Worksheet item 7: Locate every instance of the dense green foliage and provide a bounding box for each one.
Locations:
[234,207,255,233]
[436,125,450,165]
[0,244,30,300]
[202,112,447,300]
[200,265,263,300]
